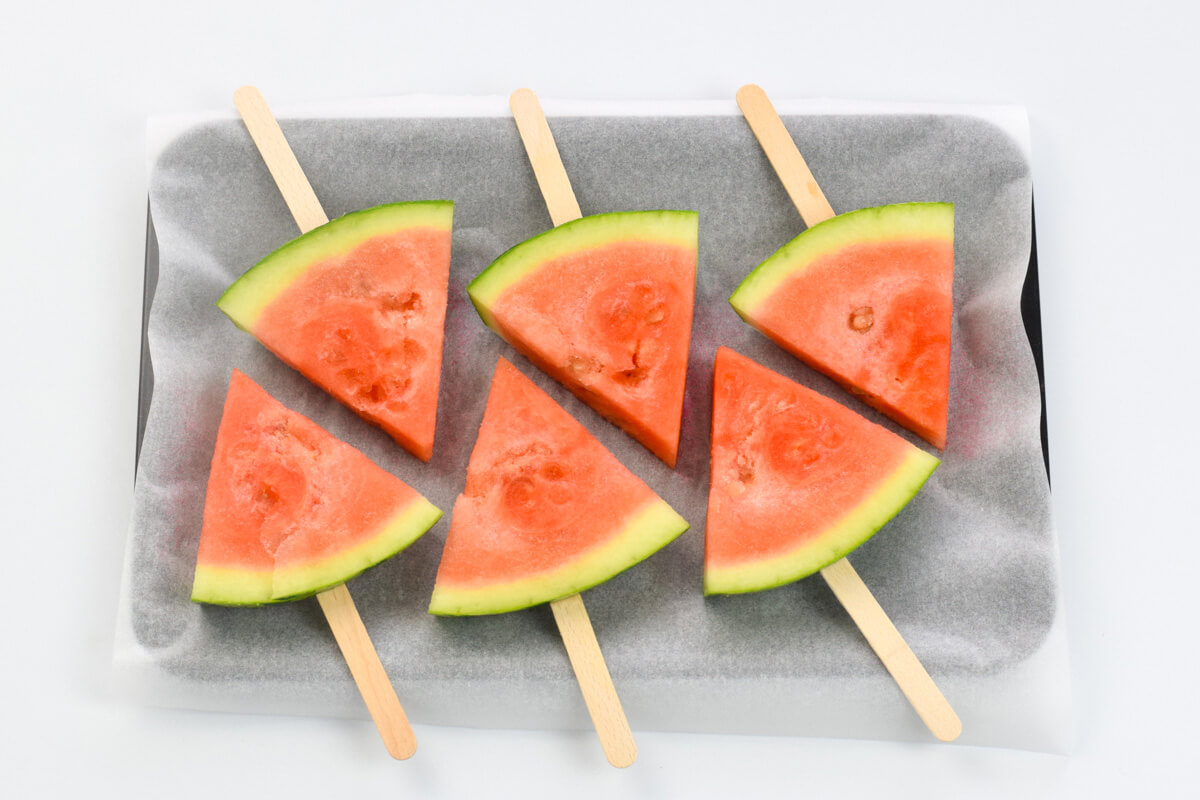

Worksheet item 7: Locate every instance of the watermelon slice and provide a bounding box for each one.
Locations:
[192,369,442,606]
[467,211,698,468]
[218,201,453,462]
[704,347,939,595]
[729,203,953,448]
[428,357,689,615]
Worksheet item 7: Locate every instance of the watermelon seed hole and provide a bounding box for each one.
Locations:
[360,383,387,403]
[567,355,600,376]
[382,292,422,314]
[849,306,874,333]
[338,368,365,385]
[614,367,647,385]
[613,339,651,386]
[502,476,537,510]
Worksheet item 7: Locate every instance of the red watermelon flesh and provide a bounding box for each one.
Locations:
[218,202,453,462]
[730,203,953,448]
[428,357,689,615]
[467,211,698,467]
[704,348,939,595]
[192,369,442,605]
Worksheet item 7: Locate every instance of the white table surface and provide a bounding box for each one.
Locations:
[3,1,1196,796]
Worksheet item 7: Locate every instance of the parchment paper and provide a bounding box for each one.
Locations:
[114,96,1069,752]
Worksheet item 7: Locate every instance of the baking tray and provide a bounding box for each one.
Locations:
[118,100,1066,751]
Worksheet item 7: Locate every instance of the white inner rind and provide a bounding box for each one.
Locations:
[217,201,454,329]
[192,497,442,606]
[429,498,688,615]
[467,210,698,331]
[704,448,939,595]
[730,202,953,317]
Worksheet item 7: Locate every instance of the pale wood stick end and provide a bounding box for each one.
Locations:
[550,594,638,768]
[736,83,766,106]
[606,743,638,769]
[317,585,418,760]
[820,558,962,743]
[388,736,418,760]
[233,85,262,106]
[932,711,963,743]
[510,87,536,108]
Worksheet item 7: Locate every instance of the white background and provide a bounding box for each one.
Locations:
[2,1,1196,796]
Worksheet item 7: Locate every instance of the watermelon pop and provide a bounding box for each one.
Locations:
[730,203,953,449]
[204,84,440,759]
[729,84,961,742]
[218,200,453,462]
[732,85,954,450]
[466,90,698,469]
[429,357,688,615]
[220,84,452,464]
[703,348,937,595]
[468,210,697,467]
[429,356,687,768]
[432,90,697,767]
[191,368,438,760]
[194,369,441,606]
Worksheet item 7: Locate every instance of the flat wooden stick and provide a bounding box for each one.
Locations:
[510,88,583,227]
[233,85,329,233]
[317,585,418,759]
[510,88,637,767]
[736,84,836,228]
[550,595,637,768]
[739,83,961,742]
[234,84,417,759]
[820,560,961,742]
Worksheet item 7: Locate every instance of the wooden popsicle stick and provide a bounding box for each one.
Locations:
[735,84,835,228]
[510,88,583,227]
[233,85,329,233]
[551,595,637,768]
[510,88,638,768]
[820,560,961,742]
[233,84,417,759]
[317,585,417,759]
[738,83,961,742]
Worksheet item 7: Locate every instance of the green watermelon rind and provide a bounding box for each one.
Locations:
[703,448,939,595]
[729,202,953,319]
[427,498,689,616]
[217,200,454,330]
[190,566,273,606]
[466,210,699,331]
[191,496,443,606]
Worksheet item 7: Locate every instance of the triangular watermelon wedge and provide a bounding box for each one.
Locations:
[467,211,698,468]
[730,203,953,448]
[428,357,689,616]
[192,369,442,606]
[704,348,939,595]
[218,201,453,462]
